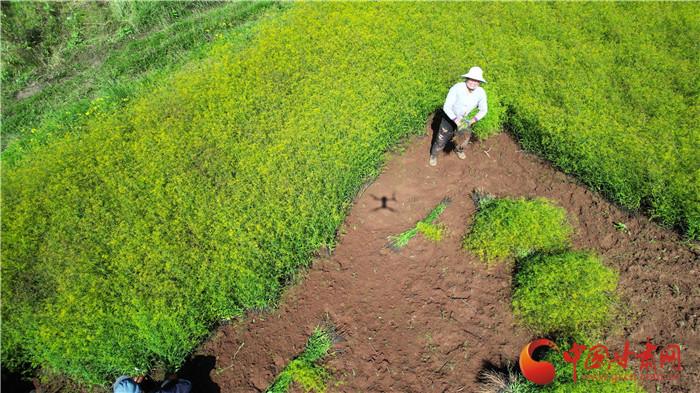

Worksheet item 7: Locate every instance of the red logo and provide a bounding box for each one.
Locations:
[519,338,558,385]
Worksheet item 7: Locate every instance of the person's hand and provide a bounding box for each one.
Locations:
[133,376,145,384]
[469,118,477,127]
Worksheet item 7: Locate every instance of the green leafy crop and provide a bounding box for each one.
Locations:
[464,197,573,264]
[267,327,334,393]
[416,222,445,242]
[512,252,618,340]
[389,199,449,249]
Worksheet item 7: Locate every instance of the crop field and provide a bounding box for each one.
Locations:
[2,2,698,392]
[1,0,285,163]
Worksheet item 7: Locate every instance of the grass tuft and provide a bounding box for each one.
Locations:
[416,222,444,242]
[464,197,573,264]
[267,326,334,393]
[478,364,533,393]
[512,251,618,340]
[388,198,450,250]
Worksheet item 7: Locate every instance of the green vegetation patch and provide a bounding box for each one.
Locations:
[1,1,284,162]
[464,197,573,264]
[416,222,445,242]
[389,199,449,249]
[267,327,334,393]
[512,252,618,340]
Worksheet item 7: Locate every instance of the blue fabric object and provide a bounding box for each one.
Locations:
[156,379,192,393]
[113,376,143,393]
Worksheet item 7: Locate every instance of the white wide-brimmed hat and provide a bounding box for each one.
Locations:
[461,66,487,83]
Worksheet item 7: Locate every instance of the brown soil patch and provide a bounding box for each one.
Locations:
[186,132,698,392]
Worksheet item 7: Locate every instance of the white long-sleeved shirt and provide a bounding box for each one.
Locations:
[442,83,488,124]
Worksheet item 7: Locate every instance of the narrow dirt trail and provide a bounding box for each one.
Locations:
[188,133,698,393]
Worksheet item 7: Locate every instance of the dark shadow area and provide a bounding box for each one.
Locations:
[369,192,398,212]
[1,367,35,393]
[178,355,220,393]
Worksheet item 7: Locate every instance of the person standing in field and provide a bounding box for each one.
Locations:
[429,66,488,166]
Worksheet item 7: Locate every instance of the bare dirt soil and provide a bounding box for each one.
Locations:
[183,131,699,393]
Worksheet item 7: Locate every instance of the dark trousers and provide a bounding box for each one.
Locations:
[430,111,469,156]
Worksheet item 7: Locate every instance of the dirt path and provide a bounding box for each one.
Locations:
[186,133,699,393]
